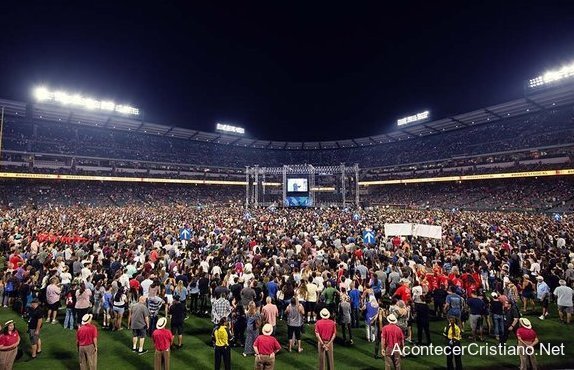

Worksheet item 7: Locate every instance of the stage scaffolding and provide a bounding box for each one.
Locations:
[245,164,360,208]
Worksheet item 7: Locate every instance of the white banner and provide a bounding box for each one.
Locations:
[384,223,413,236]
[384,223,442,239]
[412,224,442,239]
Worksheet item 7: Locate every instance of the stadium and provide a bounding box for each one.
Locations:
[1,80,573,211]
[0,3,574,370]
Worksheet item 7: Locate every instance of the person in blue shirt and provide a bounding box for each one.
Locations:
[444,286,464,328]
[535,276,550,320]
[466,291,485,341]
[348,282,361,328]
[266,278,278,303]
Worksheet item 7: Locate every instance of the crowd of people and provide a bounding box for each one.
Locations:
[0,202,572,369]
[1,176,573,214]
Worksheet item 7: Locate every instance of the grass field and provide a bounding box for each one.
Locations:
[1,306,573,370]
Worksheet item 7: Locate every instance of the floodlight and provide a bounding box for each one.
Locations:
[34,86,51,101]
[216,123,245,135]
[528,62,574,88]
[397,110,430,126]
[32,86,139,115]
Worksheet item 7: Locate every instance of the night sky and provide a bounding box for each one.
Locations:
[1,2,574,141]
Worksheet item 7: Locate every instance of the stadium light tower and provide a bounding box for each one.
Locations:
[32,86,140,115]
[216,122,245,135]
[527,61,574,90]
[397,110,430,126]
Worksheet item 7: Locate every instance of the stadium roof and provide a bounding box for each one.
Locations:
[1,84,574,150]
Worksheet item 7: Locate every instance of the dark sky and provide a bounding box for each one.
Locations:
[1,1,574,141]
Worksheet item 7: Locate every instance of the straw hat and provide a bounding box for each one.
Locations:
[81,314,93,325]
[156,317,167,330]
[262,323,273,336]
[387,314,398,324]
[519,318,532,329]
[320,308,330,319]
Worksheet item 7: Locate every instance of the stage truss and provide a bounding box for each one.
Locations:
[245,164,360,208]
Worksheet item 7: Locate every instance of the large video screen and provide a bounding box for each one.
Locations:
[287,178,308,192]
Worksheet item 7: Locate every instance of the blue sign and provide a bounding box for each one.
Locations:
[362,230,375,245]
[179,228,192,240]
[353,213,361,221]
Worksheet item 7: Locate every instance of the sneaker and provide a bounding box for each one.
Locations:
[51,320,58,324]
[539,315,545,320]
[137,349,148,355]
[132,348,137,352]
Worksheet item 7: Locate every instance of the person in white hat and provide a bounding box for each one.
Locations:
[553,279,573,324]
[151,317,173,370]
[535,276,550,320]
[0,319,20,370]
[381,314,405,370]
[490,292,504,341]
[315,308,336,370]
[76,314,98,370]
[516,318,539,370]
[253,323,281,370]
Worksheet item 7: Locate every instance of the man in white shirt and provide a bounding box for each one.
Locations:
[200,258,210,274]
[119,269,130,289]
[306,278,319,323]
[81,262,93,283]
[553,279,573,324]
[63,245,73,261]
[211,264,222,278]
[141,275,154,297]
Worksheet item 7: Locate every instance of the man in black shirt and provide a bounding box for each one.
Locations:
[28,298,44,359]
[198,273,210,315]
[230,277,243,304]
[414,297,431,345]
[169,295,186,348]
[433,286,448,318]
[501,299,520,344]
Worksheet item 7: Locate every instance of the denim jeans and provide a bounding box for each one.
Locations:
[492,314,504,337]
[351,307,360,328]
[64,308,75,329]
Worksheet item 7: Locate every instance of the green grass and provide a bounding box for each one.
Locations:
[1,306,573,370]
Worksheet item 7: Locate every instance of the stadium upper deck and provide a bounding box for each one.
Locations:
[0,84,573,173]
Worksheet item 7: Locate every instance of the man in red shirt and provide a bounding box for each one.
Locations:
[315,308,336,370]
[253,323,281,370]
[8,250,23,271]
[393,279,412,303]
[152,317,173,370]
[76,314,98,370]
[381,314,404,370]
[516,318,539,370]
